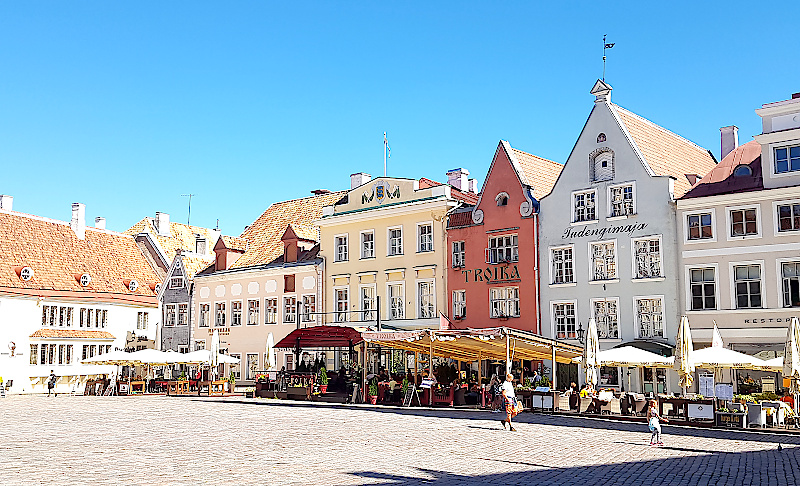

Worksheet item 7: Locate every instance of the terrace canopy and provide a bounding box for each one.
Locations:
[573,346,674,368]
[275,326,365,349]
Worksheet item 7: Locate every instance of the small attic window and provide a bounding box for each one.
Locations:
[733,164,752,177]
[19,266,34,281]
[79,273,92,287]
[195,235,207,254]
[597,133,606,143]
[495,192,509,206]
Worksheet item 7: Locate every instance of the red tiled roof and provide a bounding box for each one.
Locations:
[505,144,564,199]
[419,178,480,205]
[682,141,763,199]
[447,210,476,229]
[30,329,116,340]
[0,211,160,301]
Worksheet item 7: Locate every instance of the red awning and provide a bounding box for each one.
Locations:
[274,326,364,349]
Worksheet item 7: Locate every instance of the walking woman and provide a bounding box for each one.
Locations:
[500,373,522,431]
[647,399,667,445]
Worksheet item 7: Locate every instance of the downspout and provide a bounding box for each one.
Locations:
[442,202,462,327]
[533,212,541,335]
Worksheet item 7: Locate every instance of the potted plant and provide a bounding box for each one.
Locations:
[318,366,329,394]
[368,377,379,405]
[227,371,236,393]
[401,376,409,395]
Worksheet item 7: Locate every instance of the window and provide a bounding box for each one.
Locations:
[361,231,374,259]
[215,302,226,326]
[199,304,210,327]
[573,191,596,222]
[388,283,404,320]
[247,299,260,325]
[50,344,57,363]
[231,301,243,326]
[553,303,576,339]
[633,238,662,279]
[733,165,752,177]
[98,310,107,328]
[169,276,184,289]
[590,241,616,281]
[496,193,509,206]
[30,344,37,365]
[388,227,403,256]
[177,304,187,326]
[487,235,518,263]
[58,344,65,365]
[452,290,466,319]
[131,311,145,330]
[688,213,713,240]
[609,184,634,217]
[58,307,73,327]
[783,262,800,308]
[417,280,435,319]
[284,275,295,293]
[551,247,574,284]
[335,235,349,262]
[730,208,757,237]
[302,295,316,322]
[230,354,241,379]
[195,237,207,254]
[360,286,376,321]
[335,288,349,322]
[452,241,465,268]
[246,353,259,380]
[591,150,614,182]
[490,287,520,318]
[43,345,50,364]
[775,145,800,173]
[417,223,433,252]
[592,299,619,339]
[265,298,278,324]
[66,345,73,365]
[283,296,296,323]
[690,268,716,310]
[637,298,664,338]
[195,341,206,351]
[165,305,176,327]
[734,264,761,309]
[42,305,57,327]
[778,203,800,232]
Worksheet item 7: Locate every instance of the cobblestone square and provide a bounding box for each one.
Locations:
[2,396,800,485]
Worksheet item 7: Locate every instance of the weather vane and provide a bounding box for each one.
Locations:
[603,35,615,82]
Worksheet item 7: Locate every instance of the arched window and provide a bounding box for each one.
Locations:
[597,133,606,143]
[495,192,509,206]
[590,149,614,182]
[733,164,752,177]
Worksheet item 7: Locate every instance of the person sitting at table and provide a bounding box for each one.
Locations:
[145,369,154,393]
[569,382,579,410]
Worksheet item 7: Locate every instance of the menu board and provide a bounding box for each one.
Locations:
[402,384,420,407]
[715,383,734,400]
[699,374,715,397]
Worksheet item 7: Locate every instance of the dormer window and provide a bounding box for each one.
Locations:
[733,165,752,177]
[590,149,614,182]
[495,192,509,206]
[775,145,800,174]
[195,236,207,254]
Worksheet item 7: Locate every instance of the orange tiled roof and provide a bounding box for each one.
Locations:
[30,329,116,340]
[288,224,319,242]
[221,235,248,252]
[506,145,564,200]
[233,191,346,268]
[0,211,160,298]
[613,105,717,198]
[682,141,763,199]
[418,178,480,205]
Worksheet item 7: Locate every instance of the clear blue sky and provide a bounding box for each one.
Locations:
[2,2,798,236]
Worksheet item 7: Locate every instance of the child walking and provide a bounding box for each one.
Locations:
[647,399,667,445]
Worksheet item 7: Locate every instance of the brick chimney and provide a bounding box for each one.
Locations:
[446,168,469,191]
[70,203,86,239]
[720,125,739,160]
[155,212,171,237]
[468,179,478,193]
[0,195,13,211]
[94,217,106,230]
[350,172,372,189]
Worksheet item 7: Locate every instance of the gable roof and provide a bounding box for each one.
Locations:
[681,140,763,199]
[504,143,564,200]
[612,105,717,197]
[418,178,480,205]
[0,210,160,304]
[232,191,346,268]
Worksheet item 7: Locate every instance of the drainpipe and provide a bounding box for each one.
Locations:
[533,212,541,335]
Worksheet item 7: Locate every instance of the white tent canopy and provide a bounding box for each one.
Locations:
[574,346,674,368]
[128,349,181,365]
[692,347,769,370]
[81,350,140,366]
[180,350,240,365]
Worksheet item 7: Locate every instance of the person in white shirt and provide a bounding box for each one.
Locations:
[500,373,520,431]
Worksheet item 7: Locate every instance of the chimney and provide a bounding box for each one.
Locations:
[446,168,469,191]
[0,195,13,211]
[71,203,86,239]
[720,125,739,160]
[792,92,800,100]
[155,212,171,237]
[350,172,372,189]
[94,217,106,230]
[468,179,478,193]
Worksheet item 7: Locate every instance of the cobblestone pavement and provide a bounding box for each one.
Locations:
[2,396,800,485]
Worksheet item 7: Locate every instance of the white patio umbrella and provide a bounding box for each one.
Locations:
[128,349,179,366]
[692,347,768,370]
[266,332,277,371]
[81,350,140,366]
[783,317,800,413]
[760,356,784,372]
[210,329,220,379]
[583,346,674,368]
[583,318,600,388]
[674,315,695,396]
[180,350,240,365]
[711,321,724,348]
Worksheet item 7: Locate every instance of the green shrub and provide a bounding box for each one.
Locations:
[317,367,328,385]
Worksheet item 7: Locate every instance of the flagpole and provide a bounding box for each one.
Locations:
[384,132,387,177]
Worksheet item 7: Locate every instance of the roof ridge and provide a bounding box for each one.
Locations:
[509,147,562,168]
[0,209,134,238]
[266,190,347,207]
[612,104,709,154]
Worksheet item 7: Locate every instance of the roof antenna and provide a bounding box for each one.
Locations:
[602,35,615,82]
[215,218,219,231]
[181,193,195,225]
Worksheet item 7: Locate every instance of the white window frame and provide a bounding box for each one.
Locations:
[773,199,800,237]
[588,239,618,283]
[489,286,520,319]
[265,298,278,324]
[486,234,518,264]
[607,182,636,219]
[246,353,259,380]
[169,276,184,289]
[633,295,665,339]
[684,264,720,312]
[165,304,176,327]
[729,260,765,310]
[777,258,800,309]
[416,279,436,319]
[416,221,434,253]
[214,301,226,327]
[452,290,466,319]
[334,286,349,323]
[452,241,465,268]
[590,297,620,339]
[387,225,403,256]
[247,299,260,326]
[195,340,206,351]
[301,294,316,323]
[177,304,187,326]
[229,353,241,380]
[725,204,762,240]
[770,142,800,178]
[359,284,377,322]
[360,230,375,259]
[283,295,297,323]
[230,300,243,326]
[630,235,664,281]
[549,245,575,286]
[683,209,717,244]
[386,282,405,320]
[551,300,578,340]
[199,303,210,327]
[334,233,349,262]
[571,189,599,225]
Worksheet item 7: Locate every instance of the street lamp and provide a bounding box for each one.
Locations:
[576,322,585,344]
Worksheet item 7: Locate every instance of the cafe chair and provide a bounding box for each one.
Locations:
[578,397,593,413]
[601,396,621,415]
[762,401,786,426]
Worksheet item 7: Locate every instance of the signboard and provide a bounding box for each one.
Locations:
[687,403,714,420]
[402,384,421,407]
[716,412,746,428]
[699,373,715,397]
[561,222,648,240]
[715,384,734,400]
[762,377,775,393]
